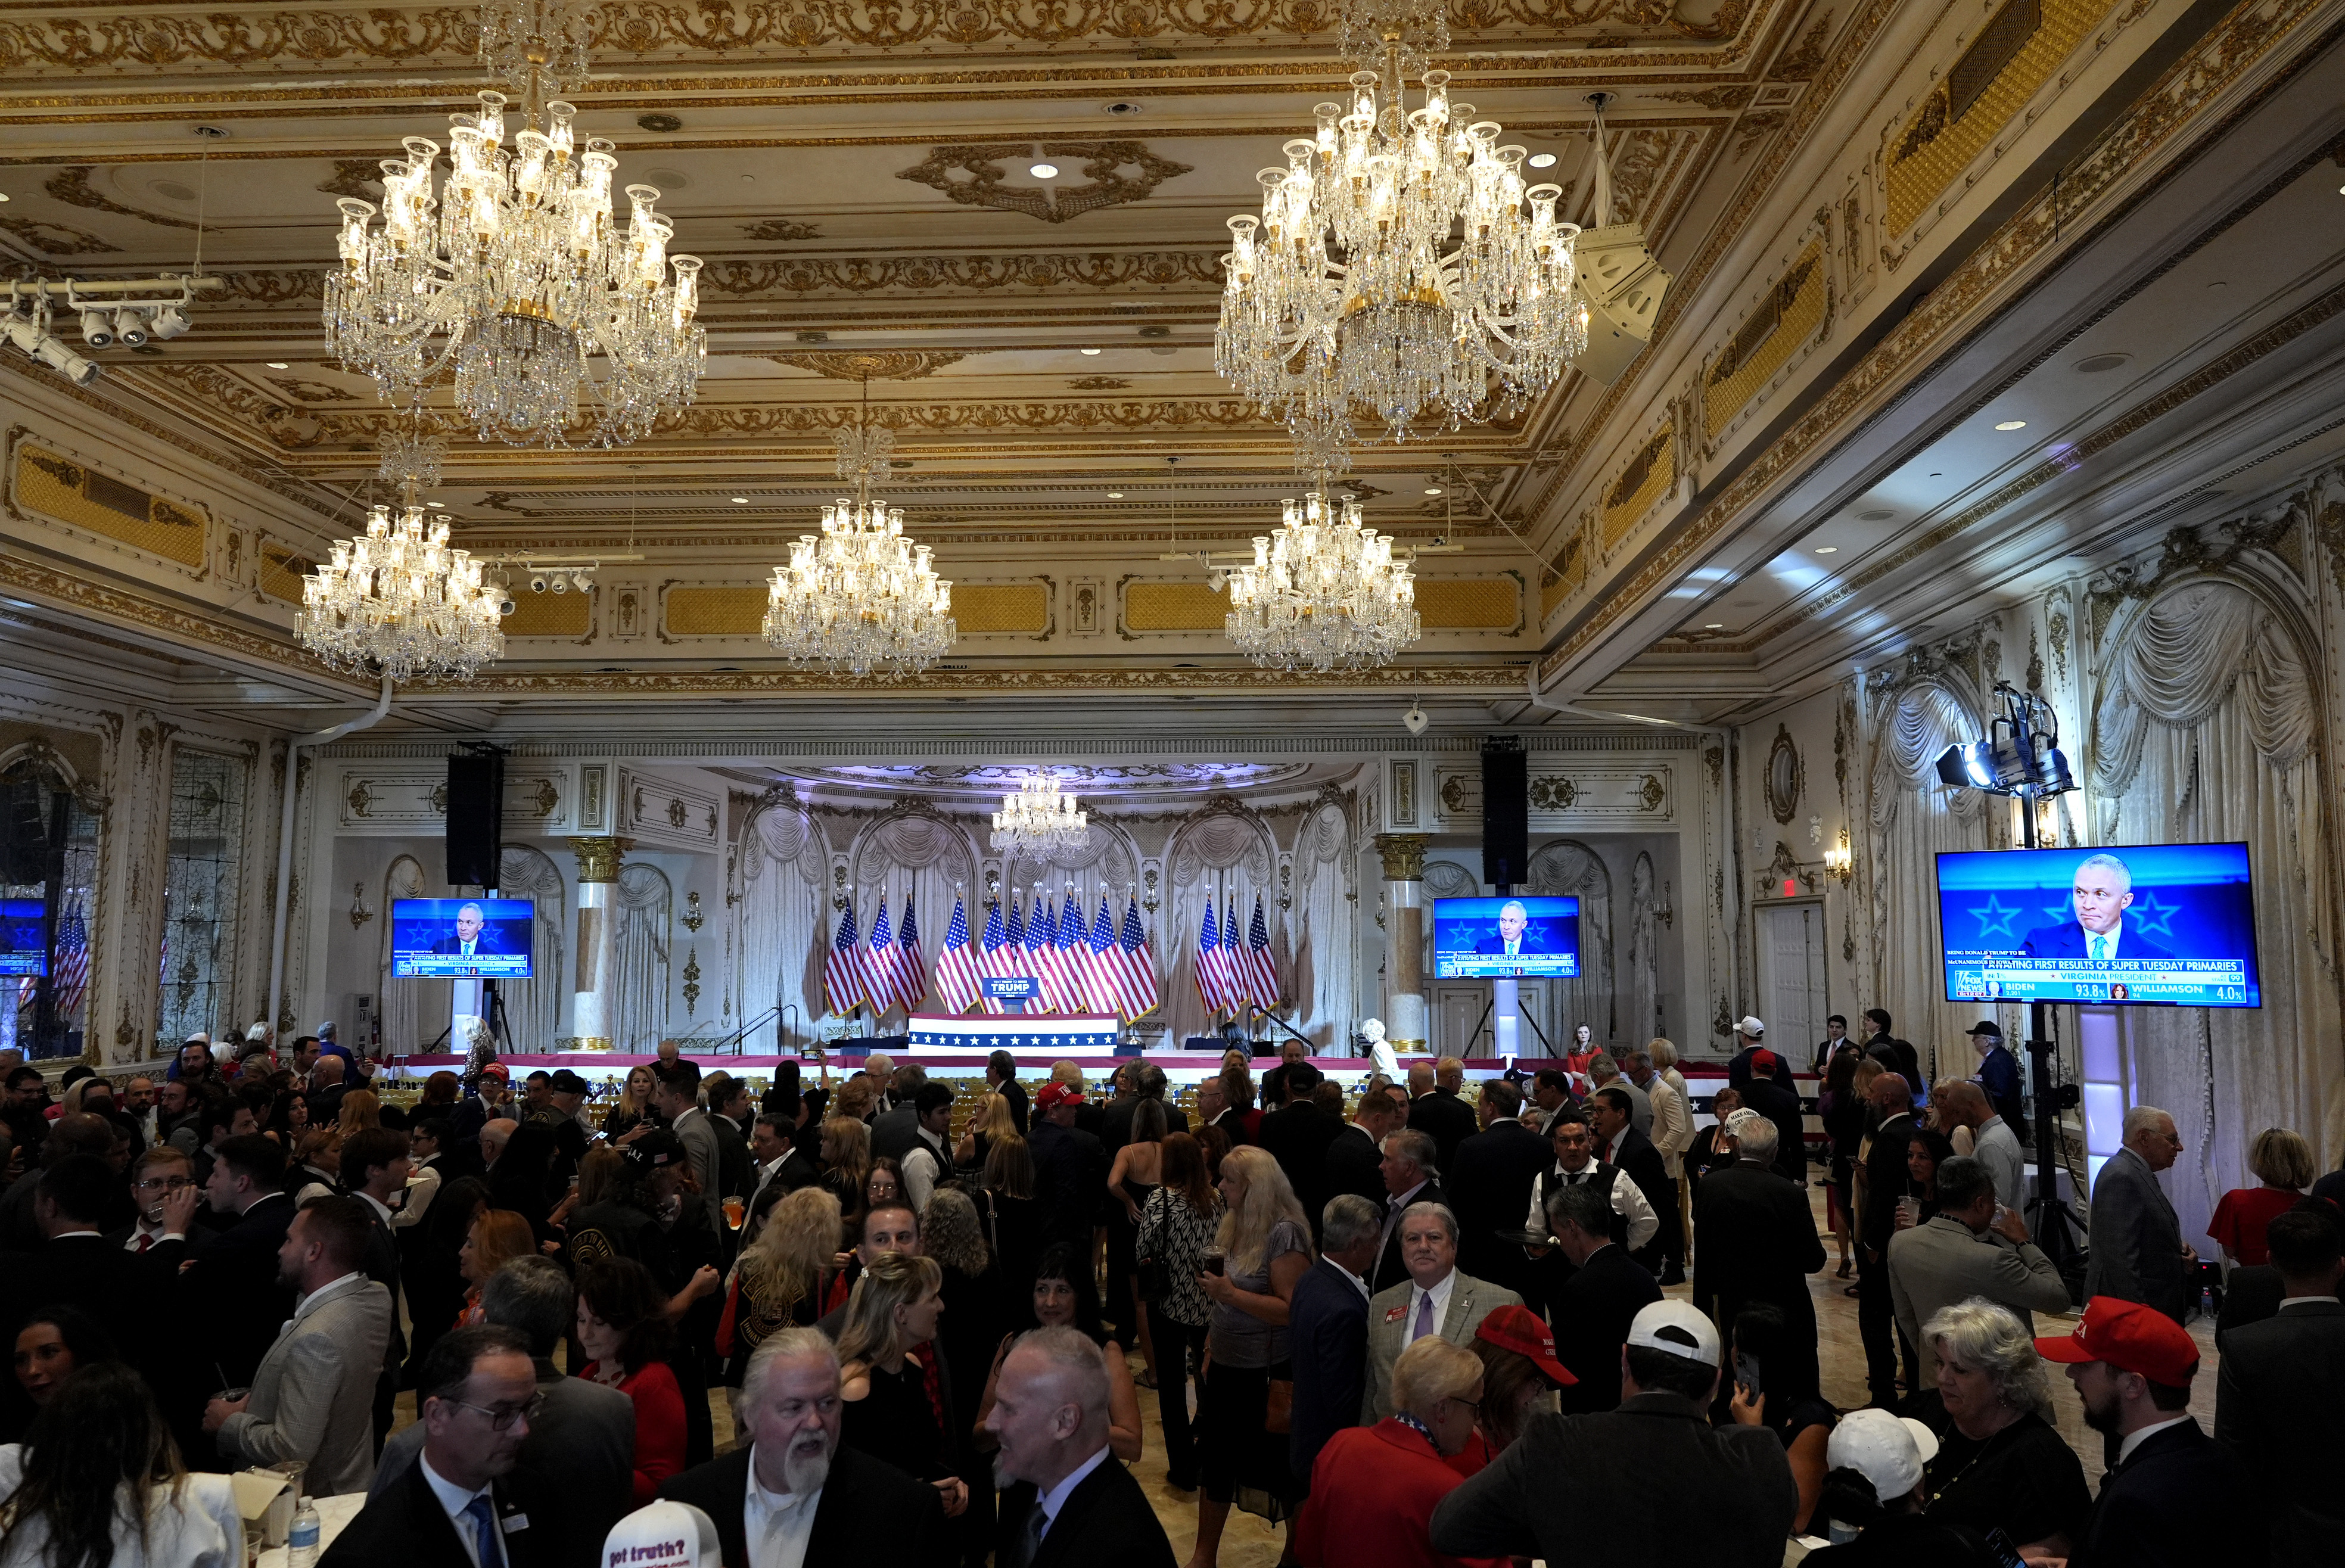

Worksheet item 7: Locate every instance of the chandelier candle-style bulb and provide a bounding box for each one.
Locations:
[992,776,1091,860]
[298,503,506,683]
[1223,486,1421,672]
[761,423,957,679]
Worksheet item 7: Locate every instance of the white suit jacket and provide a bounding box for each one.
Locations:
[219,1273,393,1497]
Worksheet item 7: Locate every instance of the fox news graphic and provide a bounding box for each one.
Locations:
[0,898,48,976]
[390,897,536,979]
[1937,844,2260,1007]
[1432,895,1582,979]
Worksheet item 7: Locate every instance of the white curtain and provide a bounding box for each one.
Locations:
[1165,808,1277,1042]
[1867,679,2001,1081]
[1529,840,1615,1056]
[849,810,981,1025]
[735,801,829,1047]
[377,856,444,1053]
[496,847,567,1050]
[1291,799,1354,1047]
[614,863,673,1052]
[1626,852,1662,1043]
[2089,580,2341,1243]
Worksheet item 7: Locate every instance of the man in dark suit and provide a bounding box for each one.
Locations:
[869,1064,929,1162]
[748,1114,820,1205]
[1856,1073,1917,1406]
[2039,1295,2260,1568]
[1447,1079,1551,1296]
[987,1325,1176,1568]
[321,1325,549,1567]
[2085,1105,2192,1321]
[1732,1050,1806,1187]
[425,901,507,958]
[1289,1194,1378,1491]
[2215,1208,2345,1557]
[2020,851,2178,965]
[1257,1062,1343,1242]
[1369,1128,1446,1295]
[1858,1009,1925,1100]
[1102,1062,1189,1150]
[1472,899,1558,956]
[987,1050,1030,1135]
[663,1328,947,1568]
[1588,1087,1676,1273]
[169,1134,299,1388]
[1543,1178,1660,1411]
[1404,1060,1478,1178]
[1690,1112,1825,1407]
[1,1155,183,1363]
[1325,1086,1404,1209]
[1029,1082,1107,1259]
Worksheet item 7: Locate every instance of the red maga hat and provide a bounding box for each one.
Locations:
[2036,1296,2200,1387]
[1473,1303,1577,1386]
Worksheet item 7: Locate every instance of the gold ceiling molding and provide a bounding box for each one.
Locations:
[740,218,822,241]
[1068,375,1133,390]
[897,142,1193,223]
[318,160,381,201]
[1768,6,1832,79]
[397,661,1533,698]
[698,250,1227,295]
[769,350,971,381]
[0,546,328,679]
[1541,0,2337,677]
[136,363,332,435]
[0,214,117,255]
[45,165,198,229]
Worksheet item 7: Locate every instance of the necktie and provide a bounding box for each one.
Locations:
[135,1233,153,1253]
[1016,1498,1049,1568]
[464,942,475,957]
[1413,1290,1435,1340]
[2089,934,2107,960]
[463,1494,503,1568]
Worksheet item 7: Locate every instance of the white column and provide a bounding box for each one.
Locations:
[567,836,632,1051]
[1376,835,1428,1050]
[2077,1004,2124,1197]
[1492,976,1520,1061]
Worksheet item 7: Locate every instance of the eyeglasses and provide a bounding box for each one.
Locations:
[1445,1395,1481,1415]
[133,1177,196,1192]
[441,1393,545,1430]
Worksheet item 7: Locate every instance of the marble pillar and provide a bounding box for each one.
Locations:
[1376,833,1429,1050]
[567,835,632,1050]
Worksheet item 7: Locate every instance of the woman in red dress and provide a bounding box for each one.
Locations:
[2208,1126,2313,1267]
[576,1256,689,1504]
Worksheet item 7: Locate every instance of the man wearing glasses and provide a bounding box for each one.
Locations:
[324,1324,548,1566]
[115,1146,202,1252]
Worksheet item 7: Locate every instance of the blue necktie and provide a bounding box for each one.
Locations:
[464,1495,503,1568]
[2090,934,2107,960]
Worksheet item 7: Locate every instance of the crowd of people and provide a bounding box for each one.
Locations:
[0,1014,2335,1567]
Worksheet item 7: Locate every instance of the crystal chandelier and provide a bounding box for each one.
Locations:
[991,776,1090,861]
[762,385,956,679]
[1215,4,1585,443]
[322,3,705,448]
[297,462,505,683]
[1221,483,1421,672]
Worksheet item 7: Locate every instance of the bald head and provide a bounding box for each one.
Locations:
[1932,1081,1989,1130]
[987,1326,1111,1492]
[1870,1072,1911,1112]
[1407,1062,1435,1095]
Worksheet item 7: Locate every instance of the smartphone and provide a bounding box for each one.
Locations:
[1983,1528,2026,1568]
[1734,1352,1762,1399]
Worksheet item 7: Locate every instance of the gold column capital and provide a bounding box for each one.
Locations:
[1373,832,1430,881]
[566,835,635,883]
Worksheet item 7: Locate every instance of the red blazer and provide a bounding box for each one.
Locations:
[584,1358,687,1505]
[1295,1421,1508,1568]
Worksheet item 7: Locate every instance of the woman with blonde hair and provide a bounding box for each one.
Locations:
[1188,1144,1313,1568]
[335,1088,381,1138]
[2209,1125,2315,1267]
[1918,1298,2089,1557]
[719,1185,839,1415]
[601,1063,657,1143]
[954,1090,1018,1171]
[838,1252,967,1517]
[289,1125,343,1204]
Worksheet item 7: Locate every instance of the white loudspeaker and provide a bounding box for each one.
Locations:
[1570,222,1673,385]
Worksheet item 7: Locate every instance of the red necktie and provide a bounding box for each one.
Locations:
[135,1233,153,1253]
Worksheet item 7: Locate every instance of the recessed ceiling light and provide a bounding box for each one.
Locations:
[0,194,10,203]
[425,500,443,508]
[1030,163,1059,179]
[2073,352,2131,374]
[1703,623,1724,630]
[1994,419,2027,431]
[1081,348,1102,355]
[1857,509,1894,521]
[1527,152,1557,169]
[1814,545,1838,554]
[1106,491,1124,499]
[1424,486,1444,496]
[731,496,749,503]
[265,361,290,369]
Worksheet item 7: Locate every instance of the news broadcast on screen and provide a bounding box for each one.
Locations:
[389,896,536,979]
[0,898,46,976]
[1936,842,2261,1007]
[1432,894,1582,979]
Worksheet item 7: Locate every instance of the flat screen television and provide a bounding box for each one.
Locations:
[390,897,535,979]
[1936,843,2260,1006]
[0,898,46,977]
[1432,895,1581,979]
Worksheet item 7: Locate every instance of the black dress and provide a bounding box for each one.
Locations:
[843,1358,953,1485]
[1923,1411,2091,1550]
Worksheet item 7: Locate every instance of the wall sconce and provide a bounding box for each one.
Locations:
[1654,881,1675,930]
[1824,829,1855,885]
[681,890,705,932]
[348,882,372,930]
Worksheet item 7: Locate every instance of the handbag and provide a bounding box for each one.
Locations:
[1265,1377,1293,1434]
[1132,1189,1167,1303]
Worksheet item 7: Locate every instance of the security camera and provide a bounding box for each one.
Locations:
[1402,703,1429,736]
[112,309,148,348]
[147,303,191,340]
[529,575,548,594]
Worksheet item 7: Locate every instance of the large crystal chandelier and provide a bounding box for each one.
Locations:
[1221,483,1421,672]
[991,775,1090,861]
[1215,0,1585,443]
[762,385,956,679]
[322,2,705,448]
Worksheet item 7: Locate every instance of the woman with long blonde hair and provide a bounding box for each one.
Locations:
[954,1090,1018,1170]
[838,1252,967,1517]
[720,1186,840,1414]
[335,1088,381,1138]
[602,1063,657,1141]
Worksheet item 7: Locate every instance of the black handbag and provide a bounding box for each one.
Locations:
[1133,1190,1168,1303]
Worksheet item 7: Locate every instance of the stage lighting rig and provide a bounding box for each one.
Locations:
[3,275,219,387]
[1934,682,2075,798]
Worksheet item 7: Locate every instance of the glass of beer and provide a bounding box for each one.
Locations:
[1201,1249,1225,1277]
[723,1196,745,1230]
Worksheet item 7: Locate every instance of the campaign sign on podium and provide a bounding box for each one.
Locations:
[983,976,1038,1012]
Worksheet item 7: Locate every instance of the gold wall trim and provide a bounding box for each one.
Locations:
[1704,239,1827,442]
[662,584,767,638]
[1600,421,1675,549]
[1122,580,1227,633]
[257,540,313,603]
[953,581,1050,634]
[502,586,595,639]
[399,662,1535,698]
[1417,576,1522,631]
[13,440,209,568]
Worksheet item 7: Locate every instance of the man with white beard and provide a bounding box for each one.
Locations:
[659,1329,947,1568]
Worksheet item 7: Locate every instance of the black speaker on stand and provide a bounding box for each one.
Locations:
[444,746,506,889]
[1481,735,1528,891]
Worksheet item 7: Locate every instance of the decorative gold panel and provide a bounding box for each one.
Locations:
[14,443,206,566]
[1705,241,1827,440]
[1124,581,1227,632]
[1886,0,2111,236]
[503,588,592,638]
[664,585,766,637]
[1600,422,1675,549]
[1417,577,1520,630]
[257,542,314,602]
[953,583,1049,634]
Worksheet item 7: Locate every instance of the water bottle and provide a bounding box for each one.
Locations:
[287,1496,321,1568]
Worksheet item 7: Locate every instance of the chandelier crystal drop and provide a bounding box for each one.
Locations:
[475,0,593,94]
[761,406,957,680]
[1223,486,1421,672]
[1215,41,1587,444]
[322,24,707,449]
[991,776,1090,861]
[298,502,505,683]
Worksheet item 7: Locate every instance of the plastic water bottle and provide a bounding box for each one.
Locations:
[287,1496,321,1568]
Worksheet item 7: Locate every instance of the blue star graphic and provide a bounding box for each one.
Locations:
[2043,898,2074,925]
[2125,891,2181,941]
[1968,894,2023,941]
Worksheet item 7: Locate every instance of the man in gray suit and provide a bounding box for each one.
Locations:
[1362,1201,1521,1421]
[2085,1105,2194,1321]
[2216,1208,2345,1557]
[1889,1155,2070,1388]
[656,1059,726,1239]
[205,1196,393,1495]
[375,1255,635,1567]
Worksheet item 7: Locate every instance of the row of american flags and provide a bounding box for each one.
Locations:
[820,888,1278,1023]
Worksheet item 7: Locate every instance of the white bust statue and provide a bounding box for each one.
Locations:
[1359,1017,1401,1078]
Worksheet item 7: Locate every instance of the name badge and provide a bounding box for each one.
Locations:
[502,1514,529,1533]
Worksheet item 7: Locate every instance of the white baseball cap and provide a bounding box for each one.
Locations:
[601,1500,723,1568]
[1737,1015,1766,1036]
[1825,1408,1940,1502]
[1625,1299,1721,1367]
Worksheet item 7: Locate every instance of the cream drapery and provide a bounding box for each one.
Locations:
[496,846,567,1049]
[2089,580,2340,1244]
[1626,851,1662,1044]
[614,863,672,1051]
[1529,839,1615,1056]
[1165,808,1277,1041]
[994,819,1142,1021]
[848,810,980,1024]
[1291,800,1354,1047]
[735,801,829,1047]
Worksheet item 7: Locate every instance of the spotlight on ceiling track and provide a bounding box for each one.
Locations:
[1933,683,2076,798]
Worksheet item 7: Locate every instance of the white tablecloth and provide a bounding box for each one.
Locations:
[254,1492,366,1567]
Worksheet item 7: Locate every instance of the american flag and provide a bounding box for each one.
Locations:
[893,897,926,1014]
[1079,895,1121,1019]
[976,898,1011,1015]
[1022,893,1058,1013]
[823,900,866,1019]
[1242,892,1280,1010]
[1221,900,1246,1021]
[52,900,89,1017]
[935,895,983,1015]
[865,897,899,1019]
[1195,896,1228,1014]
[1116,896,1159,1019]
[1055,891,1090,1013]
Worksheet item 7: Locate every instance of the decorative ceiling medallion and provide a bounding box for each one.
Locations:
[1067,376,1132,390]
[896,142,1193,223]
[318,160,383,200]
[770,350,969,381]
[0,217,119,256]
[44,166,198,229]
[740,218,823,240]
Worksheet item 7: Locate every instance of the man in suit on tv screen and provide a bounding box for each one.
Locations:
[1473,900,1556,959]
[427,901,505,959]
[2020,853,2176,965]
